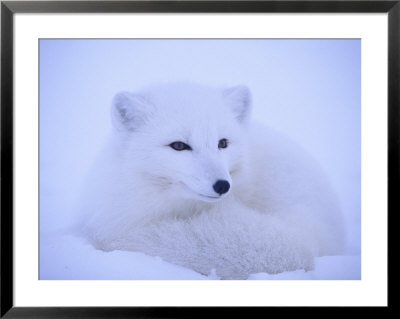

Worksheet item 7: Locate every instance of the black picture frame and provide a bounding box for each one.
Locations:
[1,0,396,317]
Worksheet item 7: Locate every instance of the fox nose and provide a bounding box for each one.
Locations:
[213,180,230,195]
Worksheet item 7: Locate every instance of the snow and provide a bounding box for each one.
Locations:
[248,256,361,280]
[40,234,207,280]
[40,234,360,280]
[39,39,361,280]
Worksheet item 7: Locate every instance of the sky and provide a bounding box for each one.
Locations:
[39,39,361,278]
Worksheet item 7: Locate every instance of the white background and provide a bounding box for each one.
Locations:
[39,38,361,255]
[14,13,387,306]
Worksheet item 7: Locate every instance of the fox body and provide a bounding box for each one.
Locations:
[78,83,345,279]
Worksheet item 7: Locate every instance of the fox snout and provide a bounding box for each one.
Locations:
[172,154,234,201]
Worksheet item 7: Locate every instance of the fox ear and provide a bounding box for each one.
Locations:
[111,92,152,131]
[223,85,252,123]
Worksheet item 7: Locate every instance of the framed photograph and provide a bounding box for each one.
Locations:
[1,0,396,316]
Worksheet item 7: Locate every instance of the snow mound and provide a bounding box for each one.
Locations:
[40,234,360,280]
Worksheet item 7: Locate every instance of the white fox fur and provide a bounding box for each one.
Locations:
[77,83,345,279]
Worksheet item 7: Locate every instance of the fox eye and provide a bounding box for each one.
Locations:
[218,138,229,149]
[169,141,192,151]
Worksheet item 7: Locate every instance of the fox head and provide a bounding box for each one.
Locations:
[111,83,251,203]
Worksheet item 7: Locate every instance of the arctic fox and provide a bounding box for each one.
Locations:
[78,83,345,279]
